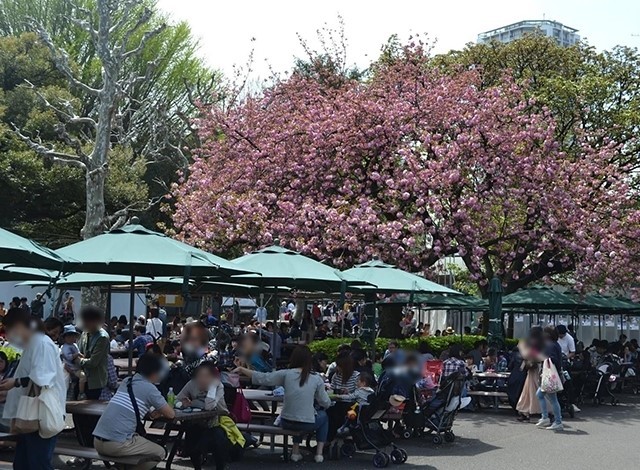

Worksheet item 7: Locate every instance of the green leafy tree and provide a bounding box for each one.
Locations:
[2,0,219,243]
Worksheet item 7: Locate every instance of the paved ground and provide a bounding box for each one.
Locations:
[2,396,639,469]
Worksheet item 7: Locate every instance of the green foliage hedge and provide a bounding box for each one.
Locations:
[308,335,518,361]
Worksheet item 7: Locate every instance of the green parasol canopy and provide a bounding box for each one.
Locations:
[230,242,364,292]
[343,258,460,295]
[487,277,504,344]
[0,264,53,282]
[502,286,580,310]
[0,227,73,270]
[55,218,250,278]
[15,273,175,288]
[417,293,487,309]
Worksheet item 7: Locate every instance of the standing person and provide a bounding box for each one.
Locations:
[146,308,164,343]
[0,308,66,469]
[93,354,174,469]
[30,293,46,319]
[516,327,544,422]
[61,325,88,400]
[43,317,64,344]
[234,346,331,463]
[62,296,75,324]
[0,302,6,317]
[77,306,110,400]
[536,327,564,431]
[19,297,31,314]
[556,325,575,360]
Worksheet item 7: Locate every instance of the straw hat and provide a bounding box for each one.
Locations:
[389,395,406,407]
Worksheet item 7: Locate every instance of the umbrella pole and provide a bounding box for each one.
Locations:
[620,314,623,338]
[598,315,602,339]
[106,285,112,319]
[460,309,463,341]
[128,275,135,376]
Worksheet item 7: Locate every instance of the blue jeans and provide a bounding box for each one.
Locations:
[281,410,329,444]
[536,387,562,425]
[14,432,57,469]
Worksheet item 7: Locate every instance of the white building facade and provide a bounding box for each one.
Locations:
[477,20,580,46]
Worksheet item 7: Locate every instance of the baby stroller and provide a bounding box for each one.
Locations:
[404,371,467,444]
[581,358,621,406]
[337,392,409,468]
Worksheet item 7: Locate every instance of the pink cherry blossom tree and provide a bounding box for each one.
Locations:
[170,42,640,295]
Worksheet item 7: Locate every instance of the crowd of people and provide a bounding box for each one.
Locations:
[0,291,639,469]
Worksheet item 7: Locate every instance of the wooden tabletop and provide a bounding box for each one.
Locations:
[473,372,510,379]
[241,389,284,402]
[113,358,137,369]
[66,400,221,422]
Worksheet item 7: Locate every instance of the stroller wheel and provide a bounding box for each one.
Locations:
[444,431,455,443]
[611,398,619,406]
[373,451,390,468]
[340,442,356,458]
[402,429,413,440]
[432,434,443,445]
[390,448,407,465]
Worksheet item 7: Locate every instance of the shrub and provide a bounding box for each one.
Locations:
[308,335,518,361]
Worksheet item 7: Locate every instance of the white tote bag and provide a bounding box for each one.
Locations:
[540,358,564,393]
[11,382,40,434]
[38,386,65,438]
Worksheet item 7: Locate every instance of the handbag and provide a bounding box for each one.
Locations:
[39,386,65,438]
[11,381,41,434]
[231,388,252,424]
[540,358,564,393]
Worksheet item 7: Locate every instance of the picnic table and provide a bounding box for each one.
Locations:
[66,400,222,469]
[241,389,284,452]
[109,347,129,358]
[113,357,137,376]
[473,371,510,379]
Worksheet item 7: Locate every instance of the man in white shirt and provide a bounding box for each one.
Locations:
[556,325,575,359]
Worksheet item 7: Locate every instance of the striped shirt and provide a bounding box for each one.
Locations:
[93,375,167,442]
[331,371,360,394]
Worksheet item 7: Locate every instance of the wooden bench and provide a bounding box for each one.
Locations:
[467,390,509,409]
[237,423,305,461]
[53,443,156,469]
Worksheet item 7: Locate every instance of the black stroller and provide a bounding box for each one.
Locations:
[579,355,621,406]
[405,371,467,444]
[337,392,409,468]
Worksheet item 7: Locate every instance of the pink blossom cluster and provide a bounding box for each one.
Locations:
[170,44,640,294]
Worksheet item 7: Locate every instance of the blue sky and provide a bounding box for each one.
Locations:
[157,0,640,78]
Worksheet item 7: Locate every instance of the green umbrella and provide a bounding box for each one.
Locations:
[0,264,53,282]
[487,277,504,345]
[56,219,250,278]
[54,217,251,373]
[502,286,579,310]
[343,258,460,295]
[0,226,72,270]
[230,242,362,292]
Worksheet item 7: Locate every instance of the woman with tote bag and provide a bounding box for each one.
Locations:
[0,308,67,469]
[535,327,564,432]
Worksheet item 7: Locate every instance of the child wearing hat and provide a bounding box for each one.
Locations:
[61,324,88,399]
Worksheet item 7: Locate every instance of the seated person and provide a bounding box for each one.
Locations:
[93,354,175,469]
[332,372,375,404]
[178,363,243,470]
[129,325,154,357]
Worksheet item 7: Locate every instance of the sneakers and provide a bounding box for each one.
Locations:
[290,454,303,462]
[546,423,564,431]
[572,404,581,413]
[314,455,324,463]
[535,418,550,428]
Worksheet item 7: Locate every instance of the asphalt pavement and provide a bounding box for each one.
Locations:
[2,395,638,469]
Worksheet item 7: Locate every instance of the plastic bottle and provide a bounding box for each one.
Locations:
[167,387,176,408]
[478,361,484,373]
